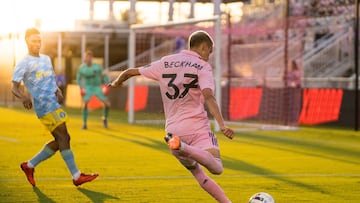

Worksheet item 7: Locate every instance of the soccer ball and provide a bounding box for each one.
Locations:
[248,192,275,203]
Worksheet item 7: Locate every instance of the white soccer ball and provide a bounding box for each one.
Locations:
[248,192,275,203]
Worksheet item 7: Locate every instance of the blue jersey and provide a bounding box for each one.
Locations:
[12,54,60,118]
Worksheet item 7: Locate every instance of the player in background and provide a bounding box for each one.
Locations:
[11,28,98,187]
[109,30,234,203]
[76,50,110,129]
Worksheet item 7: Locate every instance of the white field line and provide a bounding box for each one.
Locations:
[0,135,18,142]
[1,173,360,182]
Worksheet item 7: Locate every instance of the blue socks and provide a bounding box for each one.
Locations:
[29,145,55,167]
[60,149,81,179]
[28,145,81,180]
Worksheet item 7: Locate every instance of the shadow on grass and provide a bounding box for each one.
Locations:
[222,156,328,193]
[90,128,169,153]
[33,187,56,203]
[77,188,120,203]
[234,131,360,165]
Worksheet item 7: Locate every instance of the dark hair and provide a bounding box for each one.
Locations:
[188,30,214,49]
[25,28,40,40]
[84,50,93,56]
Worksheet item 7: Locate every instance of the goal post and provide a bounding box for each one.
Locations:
[127,16,222,130]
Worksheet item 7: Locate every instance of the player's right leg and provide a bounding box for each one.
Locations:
[20,143,57,186]
[189,164,231,203]
[81,89,93,130]
[20,115,62,186]
[40,108,98,186]
[101,100,110,129]
[96,90,111,129]
[170,150,230,203]
[82,101,89,129]
[52,122,98,186]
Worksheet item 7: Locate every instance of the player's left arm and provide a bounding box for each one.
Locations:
[202,88,234,139]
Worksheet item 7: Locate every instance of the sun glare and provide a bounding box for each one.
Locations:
[0,0,238,35]
[0,0,242,66]
[0,0,89,34]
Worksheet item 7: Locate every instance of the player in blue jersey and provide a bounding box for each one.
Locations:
[11,28,98,187]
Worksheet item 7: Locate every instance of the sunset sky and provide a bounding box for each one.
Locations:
[0,0,242,79]
[0,0,242,34]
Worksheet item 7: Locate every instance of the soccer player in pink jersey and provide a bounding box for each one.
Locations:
[109,30,234,202]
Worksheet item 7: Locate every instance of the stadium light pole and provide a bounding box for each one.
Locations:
[225,10,232,121]
[128,28,135,124]
[283,0,290,125]
[355,0,359,131]
[284,0,289,85]
[214,15,222,132]
[11,32,17,104]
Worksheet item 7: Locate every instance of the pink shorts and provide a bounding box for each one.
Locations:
[171,131,220,168]
[179,131,219,150]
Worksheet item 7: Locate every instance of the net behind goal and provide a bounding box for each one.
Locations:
[125,15,300,132]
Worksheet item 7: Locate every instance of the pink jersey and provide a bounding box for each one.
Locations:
[139,50,215,136]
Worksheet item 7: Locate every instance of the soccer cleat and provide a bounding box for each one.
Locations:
[20,162,35,186]
[164,133,171,142]
[82,124,87,130]
[102,117,108,129]
[164,133,181,150]
[73,173,99,186]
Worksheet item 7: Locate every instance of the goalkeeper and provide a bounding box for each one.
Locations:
[76,50,110,129]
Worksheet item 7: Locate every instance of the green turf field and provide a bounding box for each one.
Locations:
[0,106,359,203]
